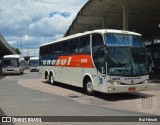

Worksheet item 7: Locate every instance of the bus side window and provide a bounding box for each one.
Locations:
[43,45,50,56]
[61,41,69,55]
[92,33,105,74]
[50,44,55,55]
[92,33,104,53]
[54,43,61,54]
[40,47,43,56]
[79,35,90,54]
[43,46,47,56]
[132,36,143,47]
[69,38,79,54]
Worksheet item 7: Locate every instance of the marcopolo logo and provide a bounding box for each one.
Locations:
[43,57,72,66]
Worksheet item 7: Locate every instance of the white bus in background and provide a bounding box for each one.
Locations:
[39,29,150,95]
[29,57,39,72]
[2,55,24,75]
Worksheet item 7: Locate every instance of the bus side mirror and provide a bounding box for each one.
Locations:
[146,48,155,73]
[146,48,150,53]
[94,45,108,62]
[98,45,108,61]
[104,50,108,62]
[98,45,108,62]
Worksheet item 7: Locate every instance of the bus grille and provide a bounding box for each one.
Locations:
[7,69,14,71]
[120,82,143,85]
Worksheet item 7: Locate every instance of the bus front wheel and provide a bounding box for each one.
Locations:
[84,80,94,95]
[49,73,54,85]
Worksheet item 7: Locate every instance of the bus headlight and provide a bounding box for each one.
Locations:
[143,80,149,84]
[109,80,121,85]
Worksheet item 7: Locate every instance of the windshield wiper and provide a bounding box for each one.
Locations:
[132,55,143,75]
[123,66,129,75]
[136,62,143,75]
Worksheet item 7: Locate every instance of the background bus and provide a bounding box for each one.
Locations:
[2,55,24,75]
[29,57,39,72]
[147,52,155,73]
[39,29,150,95]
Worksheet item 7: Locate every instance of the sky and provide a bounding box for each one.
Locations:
[0,0,88,56]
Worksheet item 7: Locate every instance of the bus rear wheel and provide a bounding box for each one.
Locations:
[84,80,94,95]
[49,73,54,85]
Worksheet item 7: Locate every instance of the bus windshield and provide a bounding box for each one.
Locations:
[107,47,149,76]
[105,33,149,76]
[2,58,19,67]
[105,33,144,47]
[29,60,39,67]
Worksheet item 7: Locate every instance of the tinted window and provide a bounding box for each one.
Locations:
[92,33,104,53]
[54,43,61,54]
[69,38,79,54]
[43,46,50,56]
[79,35,90,54]
[2,58,19,67]
[92,33,106,73]
[40,47,43,56]
[105,34,144,47]
[49,43,55,55]
[61,41,69,54]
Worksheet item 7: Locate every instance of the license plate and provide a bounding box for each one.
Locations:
[128,87,136,92]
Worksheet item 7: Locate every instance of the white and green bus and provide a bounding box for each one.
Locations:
[39,29,150,95]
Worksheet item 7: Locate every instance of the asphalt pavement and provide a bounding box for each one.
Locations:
[0,70,160,125]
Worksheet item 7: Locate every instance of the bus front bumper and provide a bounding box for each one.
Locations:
[30,67,39,72]
[2,69,20,75]
[106,83,149,93]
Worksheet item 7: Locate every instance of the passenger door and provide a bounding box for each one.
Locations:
[92,33,107,92]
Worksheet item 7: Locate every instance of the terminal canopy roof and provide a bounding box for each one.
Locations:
[0,34,16,58]
[65,0,160,40]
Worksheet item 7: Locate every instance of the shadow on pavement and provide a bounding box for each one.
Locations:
[94,92,154,101]
[0,108,15,125]
[0,76,5,79]
[0,69,27,78]
[6,72,26,75]
[0,70,5,79]
[43,81,85,93]
[0,69,4,79]
[43,81,154,102]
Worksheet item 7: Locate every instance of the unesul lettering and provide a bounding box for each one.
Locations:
[43,57,72,66]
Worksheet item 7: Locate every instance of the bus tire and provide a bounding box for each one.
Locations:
[84,80,94,96]
[49,73,54,85]
[45,71,49,82]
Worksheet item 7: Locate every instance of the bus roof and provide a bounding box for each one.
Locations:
[3,55,21,59]
[40,29,142,47]
[29,57,39,60]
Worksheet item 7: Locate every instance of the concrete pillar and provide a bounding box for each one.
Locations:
[100,17,105,29]
[91,23,96,30]
[122,4,129,30]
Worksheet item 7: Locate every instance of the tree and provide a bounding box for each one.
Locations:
[12,47,21,54]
